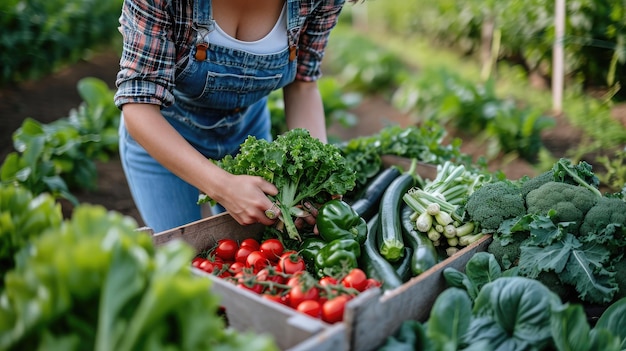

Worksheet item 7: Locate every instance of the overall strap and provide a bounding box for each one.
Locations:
[286,0,302,61]
[192,0,215,61]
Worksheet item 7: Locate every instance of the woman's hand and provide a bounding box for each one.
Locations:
[215,174,281,227]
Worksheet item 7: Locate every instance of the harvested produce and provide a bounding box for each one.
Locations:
[199,128,357,241]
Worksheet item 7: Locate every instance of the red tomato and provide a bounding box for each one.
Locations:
[214,239,238,261]
[365,278,382,289]
[235,245,254,264]
[246,250,269,272]
[198,260,216,273]
[341,268,368,292]
[289,284,319,309]
[322,295,350,324]
[319,276,338,287]
[228,261,245,274]
[191,257,205,268]
[297,300,322,318]
[238,282,263,294]
[259,238,284,261]
[240,238,260,251]
[278,251,307,275]
[262,293,288,305]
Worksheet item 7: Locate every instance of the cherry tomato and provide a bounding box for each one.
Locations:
[228,261,245,274]
[214,239,238,261]
[259,238,284,262]
[322,295,349,324]
[262,293,288,305]
[278,251,307,275]
[341,268,368,292]
[289,284,319,309]
[235,245,254,264]
[246,250,269,272]
[297,300,322,318]
[238,282,263,294]
[191,257,206,268]
[240,238,260,251]
[200,260,217,274]
[319,276,338,287]
[365,278,382,289]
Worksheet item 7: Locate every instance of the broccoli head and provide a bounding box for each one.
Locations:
[465,181,526,232]
[525,181,598,234]
[579,197,626,251]
[520,170,554,198]
[487,231,529,269]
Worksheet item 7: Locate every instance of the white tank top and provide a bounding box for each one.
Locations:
[208,4,288,55]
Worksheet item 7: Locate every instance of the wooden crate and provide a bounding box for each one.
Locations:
[151,211,491,351]
[152,212,349,351]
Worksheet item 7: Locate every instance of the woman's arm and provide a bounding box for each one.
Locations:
[282,80,327,142]
[122,103,280,226]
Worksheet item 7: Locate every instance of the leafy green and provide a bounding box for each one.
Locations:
[0,204,278,351]
[552,158,602,198]
[202,128,356,240]
[425,288,472,351]
[0,184,63,283]
[519,233,618,304]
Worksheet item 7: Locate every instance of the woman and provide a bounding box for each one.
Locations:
[115,0,353,233]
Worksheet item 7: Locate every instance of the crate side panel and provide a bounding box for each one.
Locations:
[346,235,492,351]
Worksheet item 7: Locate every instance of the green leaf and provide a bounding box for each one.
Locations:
[426,287,472,351]
[464,252,502,293]
[550,303,591,351]
[472,277,557,349]
[594,297,626,348]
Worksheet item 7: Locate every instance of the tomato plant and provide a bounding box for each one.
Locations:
[215,238,238,261]
[259,238,284,262]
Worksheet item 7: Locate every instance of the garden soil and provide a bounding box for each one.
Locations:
[0,50,613,229]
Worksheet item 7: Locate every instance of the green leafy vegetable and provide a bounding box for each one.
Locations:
[200,128,356,240]
[0,204,278,351]
[0,184,63,283]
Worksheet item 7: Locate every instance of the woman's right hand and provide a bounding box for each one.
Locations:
[214,174,281,227]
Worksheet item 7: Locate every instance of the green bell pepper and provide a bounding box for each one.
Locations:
[299,237,327,265]
[317,199,367,245]
[314,238,361,277]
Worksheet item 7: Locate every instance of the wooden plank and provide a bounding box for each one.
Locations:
[345,235,492,351]
[152,212,265,248]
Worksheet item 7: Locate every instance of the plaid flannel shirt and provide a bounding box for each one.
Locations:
[114,0,345,109]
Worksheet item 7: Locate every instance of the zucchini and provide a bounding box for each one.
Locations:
[391,246,413,282]
[359,214,404,290]
[400,204,439,276]
[350,167,402,221]
[377,172,416,262]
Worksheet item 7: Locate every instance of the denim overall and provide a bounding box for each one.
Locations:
[119,0,302,232]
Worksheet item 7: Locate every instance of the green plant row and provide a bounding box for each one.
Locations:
[0,78,120,204]
[326,25,556,165]
[0,0,123,85]
[362,0,626,101]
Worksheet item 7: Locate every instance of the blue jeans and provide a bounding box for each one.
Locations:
[119,97,271,233]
